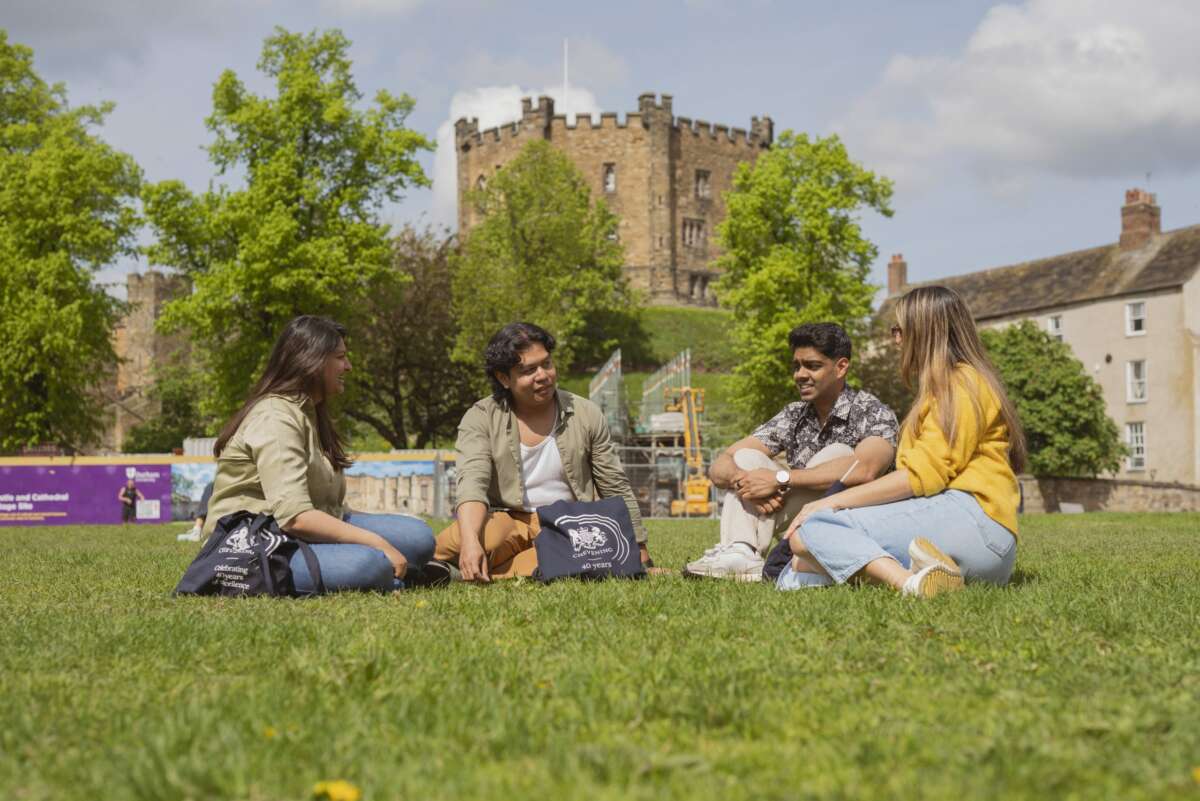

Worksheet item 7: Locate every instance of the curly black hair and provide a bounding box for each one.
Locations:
[787,322,852,361]
[484,322,557,401]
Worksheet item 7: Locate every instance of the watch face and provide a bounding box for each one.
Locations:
[776,469,790,485]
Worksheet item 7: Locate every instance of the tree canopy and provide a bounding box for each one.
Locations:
[715,131,893,428]
[0,31,141,453]
[980,320,1124,476]
[143,27,432,420]
[451,139,640,374]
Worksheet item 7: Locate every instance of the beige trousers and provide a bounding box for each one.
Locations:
[719,444,854,554]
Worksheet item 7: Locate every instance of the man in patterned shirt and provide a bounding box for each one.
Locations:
[683,322,899,581]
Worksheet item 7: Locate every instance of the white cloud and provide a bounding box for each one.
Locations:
[430,84,603,231]
[319,0,427,15]
[837,0,1200,193]
[452,37,630,94]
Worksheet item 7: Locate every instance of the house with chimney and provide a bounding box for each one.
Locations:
[885,189,1200,487]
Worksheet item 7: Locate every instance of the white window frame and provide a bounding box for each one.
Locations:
[695,169,711,199]
[1126,360,1147,403]
[1125,301,1146,336]
[603,163,616,193]
[1125,422,1146,471]
[1046,315,1063,342]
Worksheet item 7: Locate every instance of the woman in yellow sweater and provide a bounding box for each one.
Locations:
[777,285,1025,597]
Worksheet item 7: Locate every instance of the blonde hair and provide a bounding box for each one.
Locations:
[895,285,1026,471]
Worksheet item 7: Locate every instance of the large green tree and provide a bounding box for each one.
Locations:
[452,139,639,373]
[715,131,892,428]
[143,28,432,420]
[0,31,141,453]
[344,227,479,448]
[980,320,1124,476]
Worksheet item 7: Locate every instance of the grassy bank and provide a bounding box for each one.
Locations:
[3,514,1198,799]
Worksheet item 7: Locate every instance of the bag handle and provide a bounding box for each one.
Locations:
[294,540,326,596]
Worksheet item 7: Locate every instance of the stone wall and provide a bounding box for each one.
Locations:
[1018,474,1200,513]
[344,473,446,517]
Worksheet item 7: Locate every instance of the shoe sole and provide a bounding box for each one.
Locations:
[681,567,763,582]
[916,565,965,598]
[909,537,962,576]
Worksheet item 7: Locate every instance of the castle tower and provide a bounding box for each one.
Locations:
[453,92,772,305]
[100,271,190,452]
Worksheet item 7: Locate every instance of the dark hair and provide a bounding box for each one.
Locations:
[214,315,352,470]
[484,322,556,401]
[788,322,852,361]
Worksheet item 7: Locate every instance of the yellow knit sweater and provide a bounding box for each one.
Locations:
[896,365,1020,535]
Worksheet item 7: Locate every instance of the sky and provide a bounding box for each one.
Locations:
[6,0,1200,301]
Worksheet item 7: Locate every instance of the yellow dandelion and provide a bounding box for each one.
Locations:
[313,779,362,801]
[414,599,429,609]
[263,726,278,740]
[1192,766,1200,785]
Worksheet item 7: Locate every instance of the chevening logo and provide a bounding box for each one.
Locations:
[567,524,608,553]
[224,525,254,553]
[554,513,629,564]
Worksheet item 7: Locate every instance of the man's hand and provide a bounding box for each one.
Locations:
[458,535,491,584]
[734,468,784,500]
[749,493,785,516]
[380,543,408,580]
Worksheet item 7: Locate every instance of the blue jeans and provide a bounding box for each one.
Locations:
[776,490,1017,591]
[289,513,436,594]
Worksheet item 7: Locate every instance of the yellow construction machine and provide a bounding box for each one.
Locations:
[665,386,712,516]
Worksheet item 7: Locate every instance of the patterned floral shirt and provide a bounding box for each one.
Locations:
[751,386,899,469]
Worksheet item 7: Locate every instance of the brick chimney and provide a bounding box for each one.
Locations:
[1120,188,1161,250]
[887,253,908,296]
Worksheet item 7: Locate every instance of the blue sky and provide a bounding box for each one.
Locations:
[7,0,1200,301]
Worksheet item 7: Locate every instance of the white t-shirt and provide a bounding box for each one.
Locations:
[520,434,575,511]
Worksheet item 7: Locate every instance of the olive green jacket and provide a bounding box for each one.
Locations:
[454,390,646,543]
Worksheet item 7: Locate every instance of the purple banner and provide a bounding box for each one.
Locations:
[0,464,173,526]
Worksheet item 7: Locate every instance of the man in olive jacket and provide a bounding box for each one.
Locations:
[431,322,650,582]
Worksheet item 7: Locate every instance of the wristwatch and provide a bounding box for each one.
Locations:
[775,469,791,492]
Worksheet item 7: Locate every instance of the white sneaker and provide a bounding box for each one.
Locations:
[177,526,203,542]
[682,542,765,582]
[901,564,964,598]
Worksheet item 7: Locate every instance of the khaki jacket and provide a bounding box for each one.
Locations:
[454,390,646,543]
[203,394,345,537]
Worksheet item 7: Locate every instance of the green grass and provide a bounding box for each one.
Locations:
[3,515,1198,800]
[638,306,735,372]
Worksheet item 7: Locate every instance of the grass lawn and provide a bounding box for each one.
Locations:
[3,514,1198,800]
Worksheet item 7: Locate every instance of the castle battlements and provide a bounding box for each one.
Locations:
[454,92,772,151]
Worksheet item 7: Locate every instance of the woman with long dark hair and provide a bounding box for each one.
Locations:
[202,315,436,593]
[777,285,1025,596]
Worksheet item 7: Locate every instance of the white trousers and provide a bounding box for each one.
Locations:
[718,444,854,554]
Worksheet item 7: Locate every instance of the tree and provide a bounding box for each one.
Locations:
[0,31,141,453]
[715,131,893,428]
[343,227,479,448]
[452,139,639,373]
[853,312,915,419]
[143,27,432,420]
[980,320,1124,476]
[122,366,213,453]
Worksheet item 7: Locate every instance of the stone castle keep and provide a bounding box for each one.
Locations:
[455,92,773,305]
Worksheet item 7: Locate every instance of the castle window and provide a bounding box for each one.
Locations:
[689,274,699,297]
[699,276,710,298]
[683,218,706,248]
[695,170,711,199]
[603,164,616,193]
[476,175,487,190]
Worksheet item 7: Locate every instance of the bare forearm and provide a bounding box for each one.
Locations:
[785,455,857,490]
[286,509,388,549]
[455,501,488,548]
[827,469,914,510]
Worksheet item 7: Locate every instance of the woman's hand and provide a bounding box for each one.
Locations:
[785,495,843,538]
[379,542,408,579]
